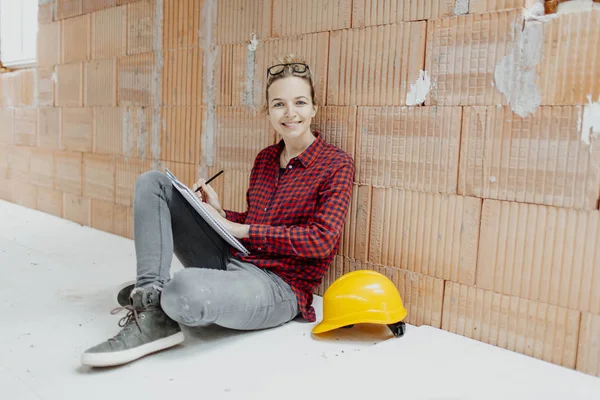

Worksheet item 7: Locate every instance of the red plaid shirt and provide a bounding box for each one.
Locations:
[224,132,354,322]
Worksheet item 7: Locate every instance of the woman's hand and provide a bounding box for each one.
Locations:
[203,203,250,239]
[192,178,225,218]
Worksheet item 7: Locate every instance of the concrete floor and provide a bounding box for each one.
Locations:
[1,199,600,400]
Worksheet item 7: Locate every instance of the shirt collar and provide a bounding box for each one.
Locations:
[276,131,324,168]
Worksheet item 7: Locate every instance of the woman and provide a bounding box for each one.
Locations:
[81,55,355,367]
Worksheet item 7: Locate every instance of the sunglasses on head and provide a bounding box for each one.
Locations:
[266,63,310,79]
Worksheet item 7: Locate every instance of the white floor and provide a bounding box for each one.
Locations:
[1,199,600,400]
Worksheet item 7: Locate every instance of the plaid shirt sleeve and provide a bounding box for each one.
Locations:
[246,160,354,258]
[224,209,247,224]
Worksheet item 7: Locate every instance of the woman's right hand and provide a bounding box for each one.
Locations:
[192,178,225,217]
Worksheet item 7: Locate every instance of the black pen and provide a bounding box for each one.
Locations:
[194,170,223,192]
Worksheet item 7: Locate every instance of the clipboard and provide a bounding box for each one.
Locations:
[164,168,250,256]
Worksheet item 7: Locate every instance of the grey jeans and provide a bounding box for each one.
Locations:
[132,170,299,330]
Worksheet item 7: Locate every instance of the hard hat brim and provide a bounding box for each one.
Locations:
[311,320,345,334]
[311,308,407,335]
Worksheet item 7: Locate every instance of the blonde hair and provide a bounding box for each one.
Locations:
[263,53,318,114]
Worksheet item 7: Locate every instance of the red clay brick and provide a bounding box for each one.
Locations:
[128,0,155,55]
[272,0,351,37]
[62,107,92,152]
[83,153,116,202]
[477,199,600,314]
[217,0,270,44]
[36,189,63,218]
[443,281,580,369]
[0,108,14,143]
[38,108,61,150]
[93,107,123,155]
[328,23,426,106]
[56,0,82,20]
[11,180,37,209]
[352,0,455,27]
[162,48,203,106]
[160,106,203,164]
[37,67,55,107]
[369,188,481,284]
[118,53,155,106]
[539,9,600,105]
[14,108,37,146]
[7,145,32,182]
[82,0,116,13]
[54,150,83,195]
[61,14,90,63]
[311,106,357,160]
[459,106,600,209]
[37,22,61,67]
[91,6,127,59]
[425,9,520,106]
[163,0,202,50]
[215,107,271,170]
[356,106,462,193]
[85,59,117,106]
[63,192,91,226]
[91,198,115,233]
[577,313,600,377]
[30,148,55,189]
[56,63,83,107]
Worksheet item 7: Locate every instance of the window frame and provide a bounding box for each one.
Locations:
[0,0,38,69]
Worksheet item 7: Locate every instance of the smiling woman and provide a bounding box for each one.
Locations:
[263,54,319,168]
[80,53,355,369]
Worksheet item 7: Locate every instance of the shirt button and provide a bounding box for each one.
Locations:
[264,207,267,211]
[258,247,262,251]
[288,165,292,169]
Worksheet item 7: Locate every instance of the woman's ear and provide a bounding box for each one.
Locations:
[312,105,318,117]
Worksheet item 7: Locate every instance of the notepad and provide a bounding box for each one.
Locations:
[164,168,250,256]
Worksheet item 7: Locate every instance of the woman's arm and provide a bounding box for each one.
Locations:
[245,160,354,259]
[223,209,248,224]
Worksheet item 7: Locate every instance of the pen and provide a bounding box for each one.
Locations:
[194,170,224,192]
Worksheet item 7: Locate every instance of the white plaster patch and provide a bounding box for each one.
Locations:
[453,0,469,15]
[523,0,545,18]
[243,34,259,108]
[579,95,600,148]
[138,107,148,159]
[123,107,133,157]
[406,70,431,106]
[494,19,543,118]
[557,0,595,14]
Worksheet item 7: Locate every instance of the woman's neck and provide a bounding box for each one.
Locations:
[282,131,316,159]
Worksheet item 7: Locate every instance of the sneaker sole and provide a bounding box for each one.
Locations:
[80,331,185,367]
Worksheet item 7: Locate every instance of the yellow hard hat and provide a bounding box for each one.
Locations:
[312,270,408,337]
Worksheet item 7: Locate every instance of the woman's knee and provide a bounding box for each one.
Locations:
[134,170,168,203]
[160,269,214,326]
[135,170,165,191]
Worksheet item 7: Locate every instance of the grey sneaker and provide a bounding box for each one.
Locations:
[114,280,135,307]
[81,286,184,367]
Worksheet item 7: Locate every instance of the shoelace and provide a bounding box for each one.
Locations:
[108,304,159,341]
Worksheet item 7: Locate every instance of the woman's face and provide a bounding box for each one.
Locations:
[267,76,317,140]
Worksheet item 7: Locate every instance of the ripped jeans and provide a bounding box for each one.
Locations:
[132,170,298,330]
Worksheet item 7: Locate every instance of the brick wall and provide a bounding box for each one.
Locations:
[0,0,599,377]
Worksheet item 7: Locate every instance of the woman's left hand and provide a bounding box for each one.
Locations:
[203,203,250,239]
